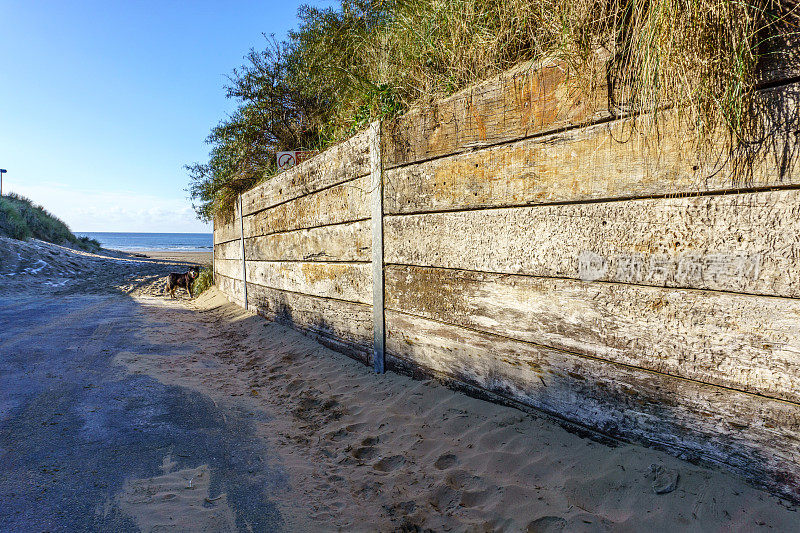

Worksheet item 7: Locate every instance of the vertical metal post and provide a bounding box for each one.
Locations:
[239,193,248,310]
[370,121,385,373]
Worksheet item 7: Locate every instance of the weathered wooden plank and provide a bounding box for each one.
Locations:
[759,33,800,85]
[242,220,371,263]
[214,239,242,261]
[215,260,373,304]
[241,129,371,216]
[386,264,800,403]
[385,310,800,501]
[215,273,246,308]
[243,175,371,237]
[247,283,373,364]
[382,57,610,168]
[385,189,800,298]
[213,216,240,245]
[384,82,800,213]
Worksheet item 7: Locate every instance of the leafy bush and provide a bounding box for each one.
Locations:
[0,193,101,252]
[188,0,799,220]
[192,267,214,297]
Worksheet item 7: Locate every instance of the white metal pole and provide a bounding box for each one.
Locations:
[239,193,248,310]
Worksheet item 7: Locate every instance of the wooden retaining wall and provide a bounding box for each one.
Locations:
[215,58,800,500]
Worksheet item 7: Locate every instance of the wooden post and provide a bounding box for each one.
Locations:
[238,193,248,310]
[370,121,385,373]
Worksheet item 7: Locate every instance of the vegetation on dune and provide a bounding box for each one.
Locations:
[192,267,214,297]
[188,0,799,220]
[0,193,101,252]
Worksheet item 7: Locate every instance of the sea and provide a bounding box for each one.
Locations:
[74,232,213,253]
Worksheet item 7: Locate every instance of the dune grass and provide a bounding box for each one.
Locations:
[0,193,101,252]
[188,0,799,220]
[192,267,215,297]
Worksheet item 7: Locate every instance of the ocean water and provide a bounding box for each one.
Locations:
[75,232,213,252]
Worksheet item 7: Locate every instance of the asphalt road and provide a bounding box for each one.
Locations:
[0,293,287,532]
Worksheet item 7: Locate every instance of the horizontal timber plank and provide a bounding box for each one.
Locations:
[214,259,372,304]
[244,220,371,262]
[214,239,242,261]
[384,189,800,298]
[384,82,800,214]
[385,310,800,501]
[382,57,610,168]
[214,273,245,308]
[243,175,371,237]
[241,129,371,216]
[759,34,800,85]
[386,264,800,403]
[247,283,373,364]
[214,216,241,245]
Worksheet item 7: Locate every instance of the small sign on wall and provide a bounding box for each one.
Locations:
[277,150,317,170]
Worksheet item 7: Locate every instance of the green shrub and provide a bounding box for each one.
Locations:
[0,193,101,252]
[192,267,214,296]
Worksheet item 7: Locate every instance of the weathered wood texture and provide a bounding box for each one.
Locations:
[385,310,800,501]
[215,273,246,308]
[384,82,800,214]
[386,264,800,403]
[243,175,371,237]
[241,129,371,216]
[215,259,372,304]
[242,220,371,263]
[385,189,800,298]
[759,33,800,84]
[382,58,610,168]
[213,216,241,245]
[247,283,373,363]
[383,47,799,170]
[214,239,243,262]
[213,51,800,501]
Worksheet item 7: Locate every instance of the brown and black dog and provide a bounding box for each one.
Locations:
[166,266,200,298]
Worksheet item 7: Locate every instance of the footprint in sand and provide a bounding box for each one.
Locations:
[351,446,378,461]
[285,378,306,392]
[373,454,405,472]
[526,516,567,532]
[434,453,458,470]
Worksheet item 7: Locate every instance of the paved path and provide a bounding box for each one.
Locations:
[0,293,286,532]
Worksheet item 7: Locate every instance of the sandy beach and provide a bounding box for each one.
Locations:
[1,236,798,531]
[133,250,213,265]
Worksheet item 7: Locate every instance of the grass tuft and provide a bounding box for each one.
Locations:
[192,267,214,297]
[0,193,102,252]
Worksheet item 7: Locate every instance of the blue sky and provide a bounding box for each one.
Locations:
[0,1,312,232]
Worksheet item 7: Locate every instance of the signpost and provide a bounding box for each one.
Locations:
[276,151,317,171]
[0,169,6,197]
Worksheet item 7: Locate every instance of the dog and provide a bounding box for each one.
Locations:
[166,266,200,298]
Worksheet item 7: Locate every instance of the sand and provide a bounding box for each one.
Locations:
[3,235,798,530]
[115,289,800,531]
[135,250,212,265]
[0,236,208,296]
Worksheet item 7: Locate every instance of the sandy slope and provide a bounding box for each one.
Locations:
[115,289,800,531]
[0,236,208,296]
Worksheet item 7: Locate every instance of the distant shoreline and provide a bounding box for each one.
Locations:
[75,231,213,255]
[116,249,213,266]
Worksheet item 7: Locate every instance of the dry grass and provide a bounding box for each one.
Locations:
[349,0,799,145]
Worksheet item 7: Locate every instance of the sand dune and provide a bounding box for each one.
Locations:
[0,236,209,296]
